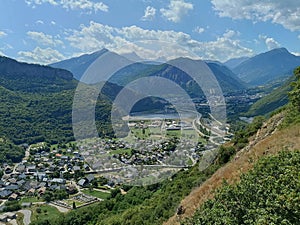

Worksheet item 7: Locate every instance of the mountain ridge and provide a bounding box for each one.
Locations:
[51,51,247,97]
[232,48,300,86]
[223,56,250,69]
[50,48,109,81]
[0,56,77,93]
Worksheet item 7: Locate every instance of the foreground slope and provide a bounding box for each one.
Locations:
[165,66,300,224]
[183,149,300,224]
[165,112,300,225]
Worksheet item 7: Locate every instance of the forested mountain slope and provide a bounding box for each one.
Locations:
[0,56,77,93]
[0,56,113,145]
[245,76,295,116]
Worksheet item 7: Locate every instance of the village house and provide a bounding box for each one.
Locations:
[0,212,17,223]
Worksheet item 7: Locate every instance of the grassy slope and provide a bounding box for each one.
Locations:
[165,112,300,225]
[183,150,300,224]
[245,77,294,117]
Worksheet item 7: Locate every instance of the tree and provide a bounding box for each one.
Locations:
[289,66,300,111]
[36,207,42,214]
[43,191,53,202]
[217,146,236,164]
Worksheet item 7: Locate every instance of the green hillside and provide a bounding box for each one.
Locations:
[0,56,77,93]
[0,137,25,163]
[0,57,114,146]
[245,77,294,116]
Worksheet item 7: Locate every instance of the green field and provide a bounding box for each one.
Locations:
[31,204,63,223]
[131,127,151,139]
[20,196,41,204]
[166,129,181,137]
[50,141,77,150]
[82,189,111,199]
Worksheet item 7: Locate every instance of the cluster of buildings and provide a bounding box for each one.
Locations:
[80,136,200,172]
[0,147,98,203]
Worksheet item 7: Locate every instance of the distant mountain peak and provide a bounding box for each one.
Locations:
[233,47,300,86]
[120,51,144,61]
[50,48,111,80]
[270,47,288,53]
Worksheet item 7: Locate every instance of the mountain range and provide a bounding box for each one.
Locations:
[1,47,300,144]
[50,47,300,89]
[50,49,247,96]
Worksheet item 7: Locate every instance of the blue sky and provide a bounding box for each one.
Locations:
[0,0,300,64]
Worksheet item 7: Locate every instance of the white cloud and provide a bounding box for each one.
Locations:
[66,21,253,62]
[141,6,156,21]
[25,0,58,7]
[160,0,193,23]
[193,26,205,34]
[25,0,108,13]
[27,31,64,47]
[196,30,254,61]
[211,0,300,31]
[18,47,65,64]
[0,50,5,56]
[265,38,280,50]
[51,21,56,25]
[65,21,121,52]
[259,35,281,50]
[0,31,7,37]
[35,20,44,25]
[292,52,300,56]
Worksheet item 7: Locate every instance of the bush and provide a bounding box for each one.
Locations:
[36,207,42,213]
[183,150,300,225]
[217,146,236,164]
[3,201,21,212]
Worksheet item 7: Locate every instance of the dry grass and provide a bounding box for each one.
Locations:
[164,115,300,225]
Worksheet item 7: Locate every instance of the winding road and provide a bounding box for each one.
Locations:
[19,209,32,225]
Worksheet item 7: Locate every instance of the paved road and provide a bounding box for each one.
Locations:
[49,203,70,213]
[19,209,32,225]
